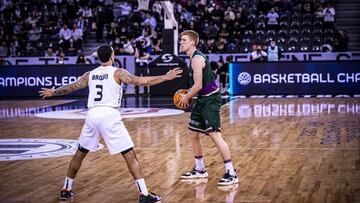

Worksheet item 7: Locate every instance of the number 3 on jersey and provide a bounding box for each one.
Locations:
[94,85,103,101]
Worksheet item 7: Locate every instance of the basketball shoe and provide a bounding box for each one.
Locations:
[139,192,161,203]
[218,170,239,186]
[59,189,75,201]
[180,168,208,179]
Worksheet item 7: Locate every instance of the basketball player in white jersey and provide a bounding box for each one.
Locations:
[39,45,182,203]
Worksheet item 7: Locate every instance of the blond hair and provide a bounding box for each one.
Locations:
[181,30,199,46]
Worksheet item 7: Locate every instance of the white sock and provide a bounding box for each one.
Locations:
[195,156,205,171]
[224,160,235,176]
[63,177,73,190]
[135,178,149,196]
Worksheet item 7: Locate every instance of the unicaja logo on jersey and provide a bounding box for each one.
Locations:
[161,54,173,62]
[238,72,252,85]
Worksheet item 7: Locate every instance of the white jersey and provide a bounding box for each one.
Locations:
[267,46,279,61]
[87,66,122,109]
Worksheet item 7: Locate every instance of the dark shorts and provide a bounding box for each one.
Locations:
[188,92,221,135]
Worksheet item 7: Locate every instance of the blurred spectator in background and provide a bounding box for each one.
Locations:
[302,1,313,14]
[211,4,223,26]
[150,31,161,54]
[76,54,88,64]
[210,61,219,88]
[59,24,71,50]
[314,5,324,18]
[219,55,232,94]
[216,56,224,78]
[71,23,83,51]
[107,21,119,45]
[334,30,349,52]
[235,10,247,35]
[323,3,335,29]
[76,16,86,42]
[56,52,65,64]
[267,40,280,61]
[0,58,7,65]
[251,45,268,62]
[113,43,122,55]
[81,5,93,23]
[224,6,235,22]
[205,39,217,53]
[141,13,157,32]
[45,47,55,57]
[267,7,279,30]
[13,4,22,21]
[9,42,17,57]
[119,2,132,16]
[216,38,227,53]
[123,37,135,55]
[25,11,40,28]
[94,6,105,43]
[134,39,151,95]
[218,23,230,40]
[251,44,257,53]
[262,44,268,53]
[28,24,41,42]
[67,39,78,56]
[0,41,8,57]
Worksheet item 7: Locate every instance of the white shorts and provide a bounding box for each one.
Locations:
[79,107,134,155]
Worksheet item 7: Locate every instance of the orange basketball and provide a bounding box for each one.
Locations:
[173,89,193,109]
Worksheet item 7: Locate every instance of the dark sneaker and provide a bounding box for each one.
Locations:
[218,170,239,186]
[139,192,161,203]
[60,189,75,201]
[180,168,208,179]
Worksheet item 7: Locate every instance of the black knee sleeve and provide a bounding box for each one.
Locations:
[78,145,89,153]
[121,147,133,155]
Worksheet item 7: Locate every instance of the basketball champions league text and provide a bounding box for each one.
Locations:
[252,73,360,84]
[0,76,81,87]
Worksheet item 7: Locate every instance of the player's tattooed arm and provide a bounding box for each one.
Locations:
[115,68,182,86]
[39,72,90,99]
[54,71,90,95]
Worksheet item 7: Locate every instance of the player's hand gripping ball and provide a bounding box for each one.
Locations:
[173,89,192,109]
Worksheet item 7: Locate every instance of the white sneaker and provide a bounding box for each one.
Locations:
[218,170,239,186]
[180,168,208,179]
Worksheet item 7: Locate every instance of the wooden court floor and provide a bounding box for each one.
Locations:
[0,97,359,203]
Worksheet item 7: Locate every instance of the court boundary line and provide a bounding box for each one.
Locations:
[135,147,360,150]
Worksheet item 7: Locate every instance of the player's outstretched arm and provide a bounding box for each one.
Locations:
[39,71,90,99]
[116,68,182,86]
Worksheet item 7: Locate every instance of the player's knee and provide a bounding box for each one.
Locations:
[121,147,136,162]
[208,131,222,140]
[188,130,199,139]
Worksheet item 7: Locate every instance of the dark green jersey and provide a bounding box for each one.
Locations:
[189,50,219,96]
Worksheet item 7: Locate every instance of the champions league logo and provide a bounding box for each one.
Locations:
[237,72,252,85]
[0,138,103,161]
